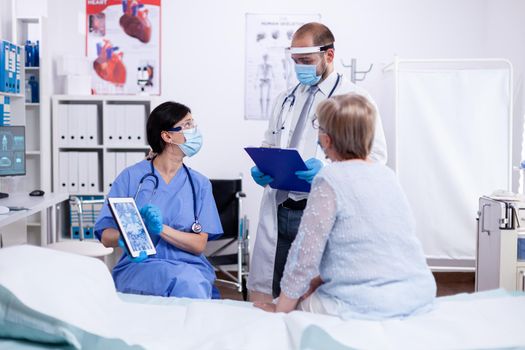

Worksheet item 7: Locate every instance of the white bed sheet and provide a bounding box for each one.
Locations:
[120,291,525,350]
[1,246,524,350]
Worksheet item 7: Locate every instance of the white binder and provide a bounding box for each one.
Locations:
[124,105,134,144]
[135,105,146,145]
[68,151,79,193]
[84,105,98,146]
[125,152,145,167]
[115,105,126,144]
[57,104,69,146]
[78,110,87,144]
[104,104,117,145]
[67,105,80,146]
[87,152,99,193]
[77,152,89,193]
[115,152,127,176]
[126,105,145,145]
[58,152,69,192]
[104,152,116,192]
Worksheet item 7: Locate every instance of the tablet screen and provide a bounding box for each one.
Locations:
[108,198,157,257]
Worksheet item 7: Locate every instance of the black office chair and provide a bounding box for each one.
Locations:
[207,179,250,301]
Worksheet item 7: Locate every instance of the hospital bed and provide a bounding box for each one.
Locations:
[0,246,524,350]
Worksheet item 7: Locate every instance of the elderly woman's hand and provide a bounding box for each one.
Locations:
[255,293,299,313]
[254,302,277,313]
[300,276,323,301]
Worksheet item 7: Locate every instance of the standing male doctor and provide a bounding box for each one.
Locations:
[248,22,388,302]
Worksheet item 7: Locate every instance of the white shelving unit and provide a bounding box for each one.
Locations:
[0,92,24,98]
[0,15,50,245]
[52,95,156,245]
[51,95,156,200]
[16,16,50,238]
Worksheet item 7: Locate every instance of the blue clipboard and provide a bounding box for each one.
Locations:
[244,147,311,193]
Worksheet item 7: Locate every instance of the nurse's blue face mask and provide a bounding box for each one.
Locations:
[177,128,203,157]
[166,119,203,157]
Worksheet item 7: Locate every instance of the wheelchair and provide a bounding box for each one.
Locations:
[207,179,250,301]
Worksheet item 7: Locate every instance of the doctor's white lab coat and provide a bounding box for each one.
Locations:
[247,71,388,296]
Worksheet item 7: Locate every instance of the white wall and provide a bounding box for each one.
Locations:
[5,0,525,248]
[0,0,12,40]
[155,0,525,241]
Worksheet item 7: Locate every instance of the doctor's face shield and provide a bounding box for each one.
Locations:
[287,44,334,85]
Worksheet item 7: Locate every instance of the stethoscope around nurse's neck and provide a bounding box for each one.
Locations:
[272,73,342,135]
[134,155,202,234]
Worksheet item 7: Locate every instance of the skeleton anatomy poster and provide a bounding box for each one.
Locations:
[86,0,161,95]
[244,13,320,120]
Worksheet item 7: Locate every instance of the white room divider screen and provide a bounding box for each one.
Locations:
[383,58,513,270]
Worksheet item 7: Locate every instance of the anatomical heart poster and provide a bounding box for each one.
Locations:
[86,0,160,95]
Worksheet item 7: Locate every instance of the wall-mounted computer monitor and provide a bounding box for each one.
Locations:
[0,126,25,177]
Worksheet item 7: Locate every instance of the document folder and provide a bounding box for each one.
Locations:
[244,147,311,192]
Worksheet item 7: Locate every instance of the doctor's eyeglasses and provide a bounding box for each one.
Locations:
[166,119,196,133]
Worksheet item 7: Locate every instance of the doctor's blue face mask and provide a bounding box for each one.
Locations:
[295,63,322,86]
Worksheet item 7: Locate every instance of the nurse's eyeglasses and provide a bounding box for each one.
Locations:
[166,119,197,133]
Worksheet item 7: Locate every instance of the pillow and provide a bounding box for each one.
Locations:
[0,245,140,349]
[0,285,141,349]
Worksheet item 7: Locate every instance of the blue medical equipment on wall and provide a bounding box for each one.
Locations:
[25,75,39,103]
[28,76,39,103]
[0,40,22,94]
[24,40,39,67]
[0,96,11,126]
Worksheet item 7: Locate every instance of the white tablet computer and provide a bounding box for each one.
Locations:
[108,197,156,258]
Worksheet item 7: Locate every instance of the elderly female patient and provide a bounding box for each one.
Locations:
[256,93,436,319]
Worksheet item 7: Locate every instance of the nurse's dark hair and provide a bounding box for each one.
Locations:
[293,22,335,47]
[147,101,191,154]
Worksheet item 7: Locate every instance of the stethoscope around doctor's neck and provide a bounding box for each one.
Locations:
[272,73,342,135]
[134,155,202,234]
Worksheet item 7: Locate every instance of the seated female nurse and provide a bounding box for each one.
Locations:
[94,101,223,299]
[256,93,436,319]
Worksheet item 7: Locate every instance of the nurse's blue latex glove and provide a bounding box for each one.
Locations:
[295,158,323,184]
[139,204,163,236]
[251,166,274,187]
[118,237,148,263]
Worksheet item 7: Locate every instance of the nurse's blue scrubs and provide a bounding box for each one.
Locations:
[94,160,223,298]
